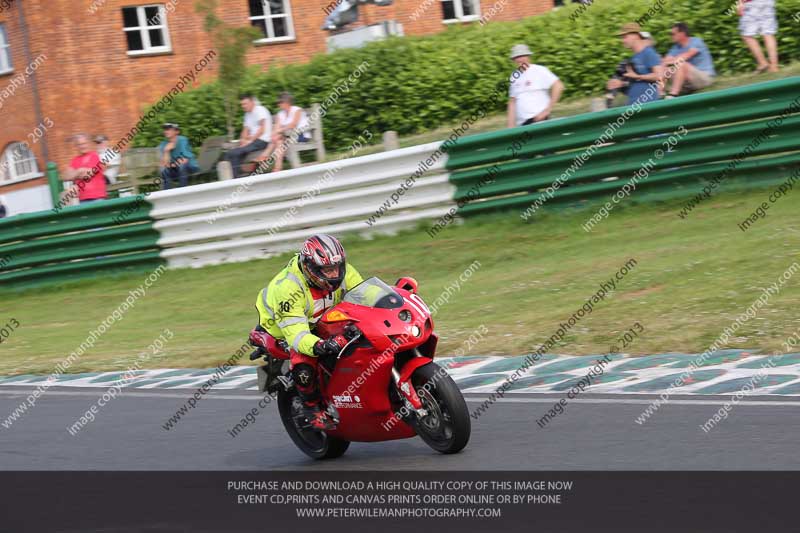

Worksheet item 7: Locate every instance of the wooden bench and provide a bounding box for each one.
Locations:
[109,136,228,195]
[287,103,326,168]
[191,135,228,182]
[109,148,160,196]
[241,103,326,174]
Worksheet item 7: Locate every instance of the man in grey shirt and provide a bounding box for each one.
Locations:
[662,22,716,97]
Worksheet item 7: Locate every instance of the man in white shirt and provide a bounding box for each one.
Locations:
[225,94,272,179]
[506,44,564,128]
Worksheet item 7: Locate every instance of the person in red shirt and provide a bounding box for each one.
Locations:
[62,133,107,203]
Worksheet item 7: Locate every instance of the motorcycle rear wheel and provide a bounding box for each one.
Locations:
[410,362,470,454]
[277,389,350,460]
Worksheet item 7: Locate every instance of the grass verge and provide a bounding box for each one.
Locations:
[2,181,799,376]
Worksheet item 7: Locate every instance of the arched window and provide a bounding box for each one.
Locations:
[1,142,40,184]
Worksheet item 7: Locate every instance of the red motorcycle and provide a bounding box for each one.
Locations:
[252,277,470,459]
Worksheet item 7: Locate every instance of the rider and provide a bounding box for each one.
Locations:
[249,234,363,430]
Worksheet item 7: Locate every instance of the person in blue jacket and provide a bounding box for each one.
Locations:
[158,123,199,189]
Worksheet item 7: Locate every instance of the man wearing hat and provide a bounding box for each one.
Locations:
[606,22,664,106]
[507,44,564,128]
[158,123,199,190]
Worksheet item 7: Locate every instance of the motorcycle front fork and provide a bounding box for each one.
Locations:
[391,368,428,418]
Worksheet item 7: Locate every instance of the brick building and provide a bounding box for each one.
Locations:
[0,0,554,215]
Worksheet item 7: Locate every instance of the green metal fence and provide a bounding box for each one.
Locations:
[2,78,798,289]
[444,77,800,216]
[0,197,163,289]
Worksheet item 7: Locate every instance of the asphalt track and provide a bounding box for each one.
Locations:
[1,387,798,470]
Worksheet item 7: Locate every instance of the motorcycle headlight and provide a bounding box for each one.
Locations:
[411,325,421,337]
[398,310,412,322]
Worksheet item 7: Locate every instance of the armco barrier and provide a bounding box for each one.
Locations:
[148,141,456,268]
[0,197,163,289]
[1,78,798,287]
[444,77,800,215]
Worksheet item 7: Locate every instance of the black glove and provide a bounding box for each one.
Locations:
[313,335,347,357]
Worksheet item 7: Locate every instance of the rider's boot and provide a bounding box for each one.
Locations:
[292,362,336,431]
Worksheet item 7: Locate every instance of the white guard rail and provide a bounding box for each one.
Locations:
[147,141,456,268]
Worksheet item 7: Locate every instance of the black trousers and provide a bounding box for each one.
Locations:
[521,114,550,126]
[225,139,269,179]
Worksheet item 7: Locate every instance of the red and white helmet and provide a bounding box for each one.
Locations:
[299,234,346,291]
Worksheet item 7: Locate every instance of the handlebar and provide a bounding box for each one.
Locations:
[337,329,363,358]
[249,347,265,361]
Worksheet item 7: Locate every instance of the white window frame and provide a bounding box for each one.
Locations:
[441,0,480,23]
[1,142,42,185]
[249,0,295,44]
[122,4,172,56]
[0,24,12,75]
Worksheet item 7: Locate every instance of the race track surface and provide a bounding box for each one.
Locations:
[1,388,797,470]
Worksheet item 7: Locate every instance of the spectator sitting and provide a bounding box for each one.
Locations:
[261,92,311,173]
[158,123,198,190]
[737,0,779,73]
[225,94,272,179]
[601,34,655,109]
[94,134,121,185]
[606,23,664,106]
[662,22,716,98]
[0,195,6,218]
[507,44,564,128]
[61,133,107,204]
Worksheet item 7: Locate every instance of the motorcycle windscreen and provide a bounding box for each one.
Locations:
[342,277,403,309]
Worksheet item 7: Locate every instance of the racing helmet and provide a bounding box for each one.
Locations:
[299,234,346,292]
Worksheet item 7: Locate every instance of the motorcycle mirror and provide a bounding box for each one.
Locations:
[344,324,361,340]
[395,277,418,293]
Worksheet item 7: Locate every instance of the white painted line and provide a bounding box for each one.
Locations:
[462,397,800,407]
[2,389,800,407]
[0,389,257,401]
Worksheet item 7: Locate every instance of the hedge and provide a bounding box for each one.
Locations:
[133,0,800,153]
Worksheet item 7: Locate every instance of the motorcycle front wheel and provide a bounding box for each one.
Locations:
[277,388,350,460]
[410,362,471,454]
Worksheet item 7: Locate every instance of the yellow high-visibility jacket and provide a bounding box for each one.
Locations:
[255,255,363,356]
